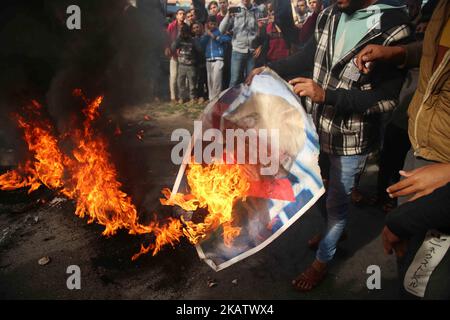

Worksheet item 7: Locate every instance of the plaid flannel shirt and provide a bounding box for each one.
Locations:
[304,5,411,155]
[269,1,410,155]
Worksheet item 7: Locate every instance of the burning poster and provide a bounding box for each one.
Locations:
[165,68,325,271]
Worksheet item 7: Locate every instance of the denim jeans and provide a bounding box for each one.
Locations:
[229,50,255,87]
[316,154,368,263]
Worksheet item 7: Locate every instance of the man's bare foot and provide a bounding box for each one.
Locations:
[292,259,328,292]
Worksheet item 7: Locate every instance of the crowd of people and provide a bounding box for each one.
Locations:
[164,0,449,299]
[165,0,323,104]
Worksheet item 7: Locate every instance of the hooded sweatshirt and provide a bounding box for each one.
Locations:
[219,3,263,53]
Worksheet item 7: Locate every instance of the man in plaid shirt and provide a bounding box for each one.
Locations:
[248,0,411,291]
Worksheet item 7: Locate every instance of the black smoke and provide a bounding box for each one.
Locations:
[0,0,169,212]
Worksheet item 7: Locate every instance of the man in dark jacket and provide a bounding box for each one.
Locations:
[247,0,411,291]
[172,24,202,104]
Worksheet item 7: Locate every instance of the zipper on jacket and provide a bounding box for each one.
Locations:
[413,51,450,153]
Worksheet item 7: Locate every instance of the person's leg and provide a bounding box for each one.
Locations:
[210,60,224,100]
[195,66,201,98]
[390,125,411,185]
[293,154,368,291]
[316,154,369,263]
[187,66,197,101]
[377,123,398,200]
[206,61,214,100]
[169,58,178,101]
[377,124,410,195]
[200,65,208,100]
[177,64,187,101]
[222,43,231,90]
[229,51,245,87]
[245,53,255,80]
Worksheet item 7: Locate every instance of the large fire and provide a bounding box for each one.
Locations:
[0,100,64,193]
[160,162,250,246]
[0,91,249,259]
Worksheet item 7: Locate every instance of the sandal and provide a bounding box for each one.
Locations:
[292,263,328,292]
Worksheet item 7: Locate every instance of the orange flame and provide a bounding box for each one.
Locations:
[0,91,250,259]
[60,91,153,236]
[160,162,250,247]
[0,100,65,193]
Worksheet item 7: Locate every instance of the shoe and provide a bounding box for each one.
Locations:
[197,97,205,104]
[187,99,196,106]
[178,98,185,105]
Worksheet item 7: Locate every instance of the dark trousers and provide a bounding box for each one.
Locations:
[377,123,411,200]
[222,43,231,90]
[391,184,450,299]
[196,64,208,99]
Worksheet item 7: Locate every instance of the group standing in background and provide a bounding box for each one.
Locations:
[164,0,450,299]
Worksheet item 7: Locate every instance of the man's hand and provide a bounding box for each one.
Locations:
[382,226,408,258]
[164,47,172,57]
[253,46,262,59]
[387,163,450,202]
[257,19,265,29]
[355,44,406,74]
[289,77,325,103]
[245,66,266,85]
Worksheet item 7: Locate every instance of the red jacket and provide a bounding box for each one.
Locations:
[298,12,318,44]
[167,20,182,58]
[266,23,289,63]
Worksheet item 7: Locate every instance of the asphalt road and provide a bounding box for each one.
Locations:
[0,102,401,299]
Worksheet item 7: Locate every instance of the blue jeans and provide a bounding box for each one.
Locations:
[316,154,368,263]
[229,50,255,87]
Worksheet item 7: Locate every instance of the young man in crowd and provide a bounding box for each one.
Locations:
[294,0,311,28]
[262,8,290,64]
[171,23,202,105]
[217,0,232,88]
[185,8,197,27]
[208,1,220,16]
[166,9,186,103]
[217,0,229,24]
[273,0,322,50]
[247,0,411,291]
[220,0,263,87]
[192,21,209,103]
[200,15,232,101]
[308,0,319,12]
